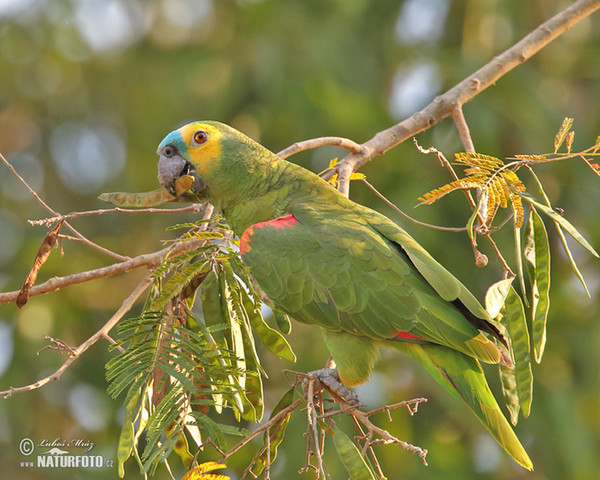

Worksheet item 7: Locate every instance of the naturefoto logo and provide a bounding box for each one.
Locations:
[19,437,114,469]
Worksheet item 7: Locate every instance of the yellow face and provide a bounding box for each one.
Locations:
[175,122,224,176]
[157,121,229,196]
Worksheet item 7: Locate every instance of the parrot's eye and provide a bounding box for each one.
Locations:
[193,130,209,145]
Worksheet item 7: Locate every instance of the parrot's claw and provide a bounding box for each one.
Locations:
[306,368,360,405]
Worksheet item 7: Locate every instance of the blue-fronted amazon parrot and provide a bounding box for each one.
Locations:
[107,121,533,470]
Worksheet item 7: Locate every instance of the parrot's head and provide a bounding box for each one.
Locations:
[156,121,229,198]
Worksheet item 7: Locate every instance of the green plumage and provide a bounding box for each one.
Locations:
[150,121,533,470]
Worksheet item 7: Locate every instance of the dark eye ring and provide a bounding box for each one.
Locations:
[193,130,208,145]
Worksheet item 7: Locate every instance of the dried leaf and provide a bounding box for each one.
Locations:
[181,462,230,480]
[554,117,574,153]
[419,152,526,228]
[565,131,575,153]
[16,219,64,308]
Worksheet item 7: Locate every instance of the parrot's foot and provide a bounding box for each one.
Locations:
[306,368,359,405]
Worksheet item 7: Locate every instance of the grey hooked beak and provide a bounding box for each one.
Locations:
[157,145,206,196]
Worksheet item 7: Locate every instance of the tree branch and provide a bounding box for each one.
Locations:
[328,0,600,176]
[277,136,363,159]
[0,274,152,398]
[0,153,130,262]
[0,204,217,305]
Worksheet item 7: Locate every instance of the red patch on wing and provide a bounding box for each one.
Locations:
[395,331,424,341]
[240,214,299,257]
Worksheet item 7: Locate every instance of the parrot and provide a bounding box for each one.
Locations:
[132,121,533,469]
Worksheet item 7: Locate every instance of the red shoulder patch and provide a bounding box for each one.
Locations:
[240,214,299,257]
[395,331,424,341]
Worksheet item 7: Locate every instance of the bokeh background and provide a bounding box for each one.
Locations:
[1,1,599,479]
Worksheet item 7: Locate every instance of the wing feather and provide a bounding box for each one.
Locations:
[240,204,504,365]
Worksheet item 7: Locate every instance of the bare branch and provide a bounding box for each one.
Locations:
[0,274,152,398]
[277,136,363,159]
[452,105,475,153]
[0,204,217,306]
[1,153,130,261]
[361,177,466,232]
[332,0,600,175]
[29,204,205,227]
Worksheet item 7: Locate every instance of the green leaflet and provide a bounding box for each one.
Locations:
[251,386,296,476]
[333,427,377,480]
[513,225,529,307]
[106,311,243,476]
[502,286,533,419]
[524,207,551,363]
[485,279,520,425]
[273,309,292,335]
[240,288,296,363]
[520,193,598,297]
[520,193,598,256]
[149,260,211,312]
[117,384,141,477]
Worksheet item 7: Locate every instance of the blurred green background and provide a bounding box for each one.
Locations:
[1,1,599,479]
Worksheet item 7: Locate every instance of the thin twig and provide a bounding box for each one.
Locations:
[361,178,466,232]
[0,239,193,304]
[0,153,129,262]
[0,274,152,398]
[29,204,205,227]
[0,205,218,305]
[219,398,303,461]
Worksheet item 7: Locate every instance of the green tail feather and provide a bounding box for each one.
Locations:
[393,342,533,470]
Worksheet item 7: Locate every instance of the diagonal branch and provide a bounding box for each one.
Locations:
[0,274,153,398]
[328,0,600,179]
[0,153,130,261]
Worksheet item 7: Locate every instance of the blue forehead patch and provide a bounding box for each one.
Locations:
[157,130,187,156]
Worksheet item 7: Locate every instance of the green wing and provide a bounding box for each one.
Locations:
[240,203,504,370]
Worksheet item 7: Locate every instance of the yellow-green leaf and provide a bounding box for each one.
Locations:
[242,291,296,363]
[251,386,296,476]
[525,207,551,363]
[484,278,514,320]
[499,363,520,426]
[333,427,377,480]
[520,193,598,258]
[503,286,533,418]
[117,387,141,477]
